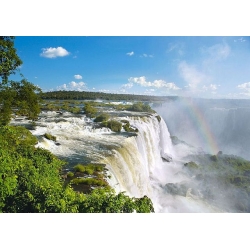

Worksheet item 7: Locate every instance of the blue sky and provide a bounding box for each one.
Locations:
[12,36,250,99]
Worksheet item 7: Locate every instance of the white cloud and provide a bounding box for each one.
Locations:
[74,74,82,79]
[202,84,218,91]
[209,84,218,91]
[234,37,246,43]
[238,82,250,91]
[237,82,250,96]
[128,76,180,90]
[98,89,117,94]
[57,81,87,91]
[61,84,67,89]
[126,51,134,56]
[122,82,133,89]
[40,47,70,58]
[179,61,206,89]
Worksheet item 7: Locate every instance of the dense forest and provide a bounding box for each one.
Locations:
[0,36,154,213]
[41,90,177,102]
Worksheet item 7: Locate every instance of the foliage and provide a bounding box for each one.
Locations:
[44,133,57,142]
[0,37,42,125]
[183,153,250,212]
[78,188,154,213]
[0,126,154,213]
[83,102,97,118]
[210,155,218,162]
[41,90,178,102]
[67,172,74,178]
[94,113,110,122]
[102,120,122,132]
[0,36,22,85]
[184,161,199,169]
[69,107,81,114]
[0,126,81,212]
[73,163,105,175]
[127,102,155,113]
[71,177,108,187]
[122,120,138,132]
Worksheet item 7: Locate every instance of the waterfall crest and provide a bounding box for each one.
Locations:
[100,115,175,201]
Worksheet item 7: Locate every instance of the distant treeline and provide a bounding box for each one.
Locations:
[41,90,178,102]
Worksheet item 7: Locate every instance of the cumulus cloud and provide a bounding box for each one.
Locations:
[126,51,134,56]
[122,82,133,89]
[74,74,82,79]
[237,82,250,96]
[57,81,87,91]
[238,82,250,90]
[40,47,70,58]
[128,76,180,90]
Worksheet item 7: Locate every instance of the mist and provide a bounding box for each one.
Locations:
[154,97,250,160]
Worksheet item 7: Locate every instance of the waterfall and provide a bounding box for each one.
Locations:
[100,115,175,206]
[11,109,239,212]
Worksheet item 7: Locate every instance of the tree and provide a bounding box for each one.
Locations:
[0,36,22,85]
[78,187,154,213]
[0,37,41,125]
[0,125,82,213]
[11,79,42,120]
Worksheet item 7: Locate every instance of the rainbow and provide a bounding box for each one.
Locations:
[178,97,220,155]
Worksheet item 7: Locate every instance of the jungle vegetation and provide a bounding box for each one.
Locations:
[41,90,177,102]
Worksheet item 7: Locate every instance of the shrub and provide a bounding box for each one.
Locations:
[70,107,81,114]
[127,102,155,113]
[43,133,57,141]
[122,121,138,132]
[73,163,105,175]
[74,164,85,173]
[94,113,110,122]
[67,171,74,178]
[83,103,97,118]
[184,161,199,169]
[71,178,108,186]
[102,120,122,132]
[210,155,218,162]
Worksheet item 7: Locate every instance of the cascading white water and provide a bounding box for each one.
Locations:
[99,115,179,212]
[11,108,234,212]
[99,114,226,212]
